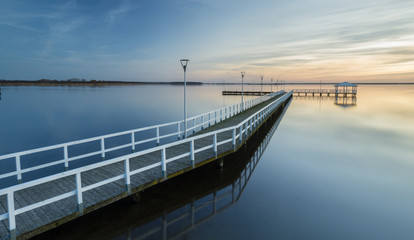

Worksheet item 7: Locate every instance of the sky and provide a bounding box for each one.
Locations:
[0,0,413,83]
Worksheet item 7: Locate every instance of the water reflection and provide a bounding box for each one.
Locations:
[32,97,291,240]
[293,95,357,108]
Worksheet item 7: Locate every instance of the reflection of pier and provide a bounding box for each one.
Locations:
[334,96,357,107]
[294,94,357,108]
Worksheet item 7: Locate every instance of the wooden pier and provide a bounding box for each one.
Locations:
[222,90,272,96]
[292,89,357,97]
[293,82,358,97]
[0,91,292,240]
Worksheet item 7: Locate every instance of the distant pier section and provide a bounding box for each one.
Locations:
[293,82,357,97]
[222,91,271,96]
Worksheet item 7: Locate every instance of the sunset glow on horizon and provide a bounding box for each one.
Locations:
[1,0,413,83]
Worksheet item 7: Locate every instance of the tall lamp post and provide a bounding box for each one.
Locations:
[180,59,189,138]
[271,78,273,92]
[260,75,264,99]
[241,72,245,110]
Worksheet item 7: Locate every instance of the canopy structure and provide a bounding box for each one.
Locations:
[334,82,357,96]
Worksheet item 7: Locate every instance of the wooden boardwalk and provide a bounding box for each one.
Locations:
[0,91,292,240]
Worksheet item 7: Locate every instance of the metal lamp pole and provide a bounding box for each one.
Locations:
[180,59,189,138]
[271,78,273,92]
[260,75,264,99]
[241,72,245,110]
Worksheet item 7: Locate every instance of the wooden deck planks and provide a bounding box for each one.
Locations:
[0,93,287,240]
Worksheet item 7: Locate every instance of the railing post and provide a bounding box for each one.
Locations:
[177,123,180,140]
[156,127,160,146]
[239,125,243,142]
[201,115,204,130]
[125,158,131,194]
[161,148,166,178]
[209,113,211,126]
[245,122,248,137]
[7,192,16,240]
[220,109,222,121]
[215,111,217,124]
[15,156,22,183]
[100,138,105,160]
[76,173,83,214]
[64,145,69,170]
[193,118,196,134]
[225,108,227,120]
[213,133,217,157]
[190,140,195,167]
[131,132,135,152]
[232,128,236,150]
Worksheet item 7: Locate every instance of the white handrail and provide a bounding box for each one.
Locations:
[0,91,292,240]
[0,91,284,183]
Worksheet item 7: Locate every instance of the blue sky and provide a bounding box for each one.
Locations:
[1,0,413,82]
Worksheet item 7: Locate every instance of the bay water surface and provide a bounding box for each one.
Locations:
[1,84,414,239]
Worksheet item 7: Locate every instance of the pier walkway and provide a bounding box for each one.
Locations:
[0,91,292,240]
[222,90,272,96]
[292,89,357,97]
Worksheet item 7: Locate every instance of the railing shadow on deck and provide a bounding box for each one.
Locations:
[31,96,292,240]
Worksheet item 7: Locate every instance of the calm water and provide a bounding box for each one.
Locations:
[2,84,414,239]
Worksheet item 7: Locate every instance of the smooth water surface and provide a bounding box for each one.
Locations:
[2,84,414,239]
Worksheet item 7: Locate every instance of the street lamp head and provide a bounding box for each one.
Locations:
[241,72,245,77]
[260,75,264,80]
[180,59,190,72]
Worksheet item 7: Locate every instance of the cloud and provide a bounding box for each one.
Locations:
[107,0,132,23]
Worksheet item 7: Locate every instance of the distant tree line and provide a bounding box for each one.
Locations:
[0,79,204,86]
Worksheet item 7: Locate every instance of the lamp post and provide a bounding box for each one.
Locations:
[180,59,189,138]
[241,72,245,110]
[260,75,264,99]
[271,78,273,92]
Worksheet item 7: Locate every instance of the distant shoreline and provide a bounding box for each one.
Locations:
[0,80,203,86]
[0,80,412,86]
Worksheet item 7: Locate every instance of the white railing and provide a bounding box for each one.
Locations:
[0,91,284,185]
[0,91,292,240]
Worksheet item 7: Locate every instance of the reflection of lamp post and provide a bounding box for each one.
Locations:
[180,59,189,138]
[241,72,245,110]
